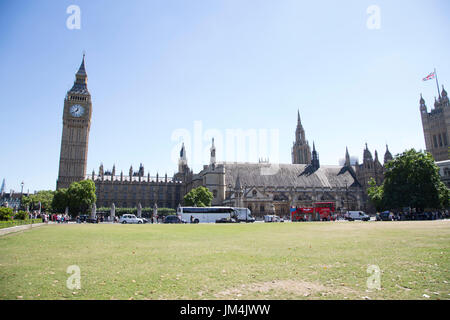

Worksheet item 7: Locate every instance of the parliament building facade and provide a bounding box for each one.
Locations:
[57,56,395,216]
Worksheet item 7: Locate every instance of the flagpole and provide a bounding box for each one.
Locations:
[435,68,441,99]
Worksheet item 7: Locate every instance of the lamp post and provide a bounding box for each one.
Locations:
[20,182,24,211]
[345,181,349,212]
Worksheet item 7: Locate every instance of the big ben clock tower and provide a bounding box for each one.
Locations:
[56,55,92,189]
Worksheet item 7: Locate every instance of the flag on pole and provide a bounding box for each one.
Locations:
[423,71,436,81]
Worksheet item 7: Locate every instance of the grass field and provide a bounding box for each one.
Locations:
[0,220,449,300]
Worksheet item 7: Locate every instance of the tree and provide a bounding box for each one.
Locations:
[369,149,450,212]
[183,186,213,207]
[367,178,384,212]
[66,180,97,217]
[22,190,55,212]
[52,188,68,213]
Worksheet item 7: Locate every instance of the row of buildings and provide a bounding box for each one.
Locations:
[55,56,449,216]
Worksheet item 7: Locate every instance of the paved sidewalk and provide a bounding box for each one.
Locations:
[0,223,46,236]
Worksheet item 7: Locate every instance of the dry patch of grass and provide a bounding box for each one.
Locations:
[214,279,357,299]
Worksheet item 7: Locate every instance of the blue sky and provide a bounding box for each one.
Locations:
[1,0,449,193]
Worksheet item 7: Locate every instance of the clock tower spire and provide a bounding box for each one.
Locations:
[56,55,92,189]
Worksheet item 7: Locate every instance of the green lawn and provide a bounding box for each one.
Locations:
[0,220,449,300]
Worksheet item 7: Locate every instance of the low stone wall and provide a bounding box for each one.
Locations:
[0,223,46,236]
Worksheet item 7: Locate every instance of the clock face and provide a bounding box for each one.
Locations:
[70,104,85,117]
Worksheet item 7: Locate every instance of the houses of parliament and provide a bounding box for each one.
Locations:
[56,56,447,216]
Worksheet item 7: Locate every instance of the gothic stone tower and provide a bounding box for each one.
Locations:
[420,86,450,161]
[292,110,311,164]
[56,55,92,189]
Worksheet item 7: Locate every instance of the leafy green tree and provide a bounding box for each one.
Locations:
[0,207,14,221]
[183,186,213,207]
[52,188,68,213]
[66,180,97,217]
[22,190,55,212]
[373,149,449,212]
[367,178,385,212]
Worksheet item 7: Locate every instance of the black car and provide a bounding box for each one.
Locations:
[215,217,237,223]
[376,211,391,221]
[77,215,88,223]
[163,215,186,224]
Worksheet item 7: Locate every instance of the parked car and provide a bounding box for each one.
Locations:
[376,211,392,221]
[163,215,186,224]
[264,215,284,223]
[345,211,370,221]
[215,217,237,223]
[78,215,88,223]
[119,214,144,224]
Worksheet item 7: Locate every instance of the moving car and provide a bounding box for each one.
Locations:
[163,215,186,224]
[345,211,370,221]
[119,214,144,224]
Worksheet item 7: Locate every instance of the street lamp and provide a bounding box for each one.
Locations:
[20,182,24,211]
[345,181,349,212]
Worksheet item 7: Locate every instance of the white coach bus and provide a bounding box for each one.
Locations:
[177,206,236,223]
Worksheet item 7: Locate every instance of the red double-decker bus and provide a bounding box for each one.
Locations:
[291,202,335,221]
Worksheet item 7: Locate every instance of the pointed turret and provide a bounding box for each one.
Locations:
[419,94,427,115]
[363,143,373,162]
[178,142,188,173]
[345,147,351,167]
[235,174,241,191]
[384,144,393,164]
[420,93,425,105]
[210,138,216,166]
[292,110,311,164]
[76,53,87,76]
[311,142,320,170]
[70,54,89,94]
[180,142,186,159]
[442,85,448,102]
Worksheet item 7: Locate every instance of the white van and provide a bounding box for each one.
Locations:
[345,211,370,221]
[233,207,255,223]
